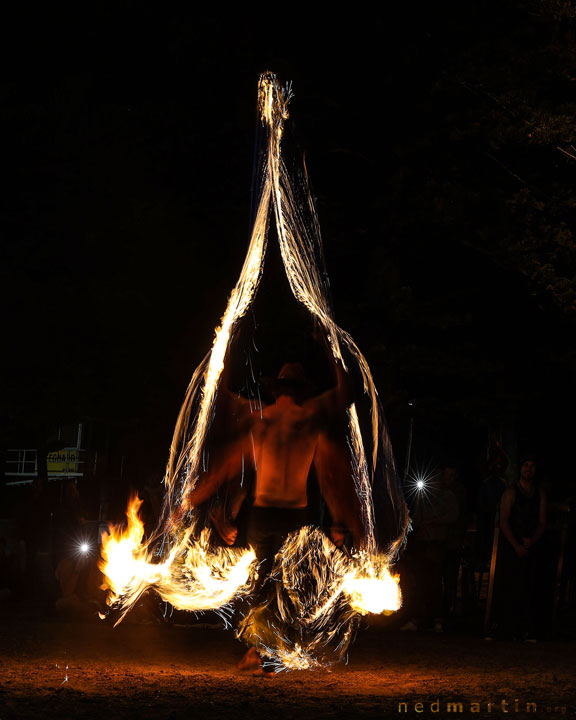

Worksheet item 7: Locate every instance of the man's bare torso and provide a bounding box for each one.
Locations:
[251,394,320,508]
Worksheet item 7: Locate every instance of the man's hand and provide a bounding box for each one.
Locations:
[221,524,238,546]
[515,544,529,559]
[210,506,238,546]
[330,525,346,548]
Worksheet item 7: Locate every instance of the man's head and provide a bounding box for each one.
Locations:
[519,458,537,483]
[274,362,307,400]
[441,464,458,489]
[487,443,509,476]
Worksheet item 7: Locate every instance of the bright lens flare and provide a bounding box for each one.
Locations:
[405,463,437,503]
[79,542,90,554]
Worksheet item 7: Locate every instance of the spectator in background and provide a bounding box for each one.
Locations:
[497,456,547,641]
[476,445,509,569]
[0,537,18,600]
[401,471,459,633]
[19,476,52,604]
[53,480,98,619]
[441,463,468,619]
[54,479,86,564]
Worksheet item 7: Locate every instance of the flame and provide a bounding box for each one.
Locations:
[99,495,156,600]
[99,494,257,624]
[235,527,402,671]
[99,498,399,632]
[98,72,409,668]
[342,554,401,616]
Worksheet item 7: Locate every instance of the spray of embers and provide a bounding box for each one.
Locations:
[237,527,401,671]
[99,72,409,668]
[99,494,256,624]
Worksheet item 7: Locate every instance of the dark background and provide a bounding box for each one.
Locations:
[2,2,575,501]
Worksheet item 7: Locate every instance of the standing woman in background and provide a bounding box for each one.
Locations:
[498,457,547,641]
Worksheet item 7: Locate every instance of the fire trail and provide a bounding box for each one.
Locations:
[99,72,409,671]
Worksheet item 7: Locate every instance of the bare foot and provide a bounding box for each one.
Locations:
[210,505,238,545]
[238,648,276,676]
[237,647,261,671]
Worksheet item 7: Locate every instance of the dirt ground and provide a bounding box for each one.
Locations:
[0,611,574,720]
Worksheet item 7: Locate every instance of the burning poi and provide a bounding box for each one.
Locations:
[99,72,410,672]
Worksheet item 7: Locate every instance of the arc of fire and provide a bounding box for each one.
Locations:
[165,72,407,557]
[99,73,409,655]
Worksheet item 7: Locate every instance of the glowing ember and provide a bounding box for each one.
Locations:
[99,71,409,668]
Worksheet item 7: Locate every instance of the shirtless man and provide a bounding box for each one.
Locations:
[184,358,365,673]
[186,360,363,546]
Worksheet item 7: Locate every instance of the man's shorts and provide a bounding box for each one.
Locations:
[247,506,310,580]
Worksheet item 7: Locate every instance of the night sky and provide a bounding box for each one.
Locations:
[2,3,576,489]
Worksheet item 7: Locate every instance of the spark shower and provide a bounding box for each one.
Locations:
[99,72,409,670]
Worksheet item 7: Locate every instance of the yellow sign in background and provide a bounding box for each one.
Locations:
[46,450,79,473]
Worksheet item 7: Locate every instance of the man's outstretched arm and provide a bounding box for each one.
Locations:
[183,436,251,510]
[314,432,366,549]
[310,356,354,422]
[212,350,257,437]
